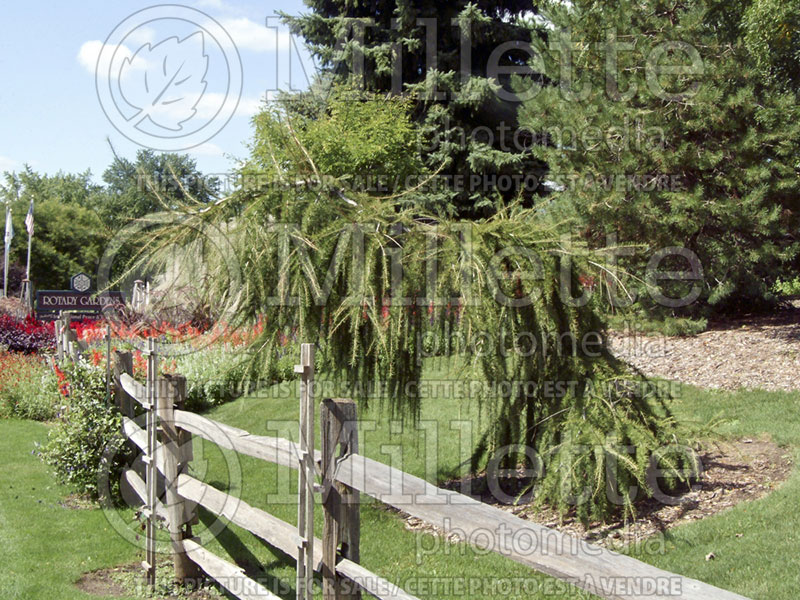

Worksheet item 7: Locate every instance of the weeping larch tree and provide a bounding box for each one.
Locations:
[137,88,696,523]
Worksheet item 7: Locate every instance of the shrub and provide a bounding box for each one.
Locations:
[41,361,128,501]
[174,345,254,410]
[607,315,709,337]
[0,263,25,298]
[0,351,59,420]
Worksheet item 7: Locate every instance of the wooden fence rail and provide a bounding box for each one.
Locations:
[335,453,748,600]
[56,325,750,600]
[172,409,305,470]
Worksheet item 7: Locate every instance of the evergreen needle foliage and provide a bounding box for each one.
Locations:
[143,104,694,522]
[281,0,545,217]
[520,0,800,313]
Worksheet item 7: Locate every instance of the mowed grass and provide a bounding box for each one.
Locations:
[190,379,556,600]
[2,378,799,599]
[632,385,800,599]
[189,378,800,599]
[0,419,140,600]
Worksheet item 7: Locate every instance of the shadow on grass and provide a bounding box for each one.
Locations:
[198,508,308,600]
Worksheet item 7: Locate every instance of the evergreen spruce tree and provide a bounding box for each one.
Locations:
[281,0,546,217]
[136,4,715,521]
[519,0,800,312]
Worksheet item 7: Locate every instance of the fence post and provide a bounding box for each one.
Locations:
[144,338,158,589]
[159,374,199,583]
[295,343,315,600]
[133,280,146,312]
[320,398,361,600]
[67,336,79,363]
[54,318,63,360]
[105,323,112,405]
[60,312,79,363]
[62,313,73,362]
[113,351,135,418]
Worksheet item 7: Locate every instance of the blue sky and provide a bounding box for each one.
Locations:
[0,0,315,182]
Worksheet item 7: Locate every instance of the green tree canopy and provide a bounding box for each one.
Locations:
[148,107,693,522]
[519,0,800,313]
[248,86,425,206]
[743,0,800,93]
[2,168,109,291]
[0,151,217,293]
[100,149,218,225]
[282,0,546,217]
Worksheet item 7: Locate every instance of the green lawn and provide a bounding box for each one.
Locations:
[0,419,139,600]
[631,385,800,598]
[1,381,799,599]
[186,381,800,599]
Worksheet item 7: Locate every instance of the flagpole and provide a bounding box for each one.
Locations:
[22,191,33,310]
[2,198,10,298]
[25,194,32,280]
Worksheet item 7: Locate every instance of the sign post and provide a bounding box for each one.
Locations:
[22,194,34,308]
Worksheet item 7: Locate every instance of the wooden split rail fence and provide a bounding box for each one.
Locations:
[54,323,750,600]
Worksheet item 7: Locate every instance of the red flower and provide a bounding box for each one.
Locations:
[90,349,103,367]
[52,363,70,397]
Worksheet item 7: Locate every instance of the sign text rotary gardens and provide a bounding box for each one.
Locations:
[35,273,124,320]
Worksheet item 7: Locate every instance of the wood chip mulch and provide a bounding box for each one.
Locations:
[402,436,793,550]
[608,302,800,392]
[402,305,800,548]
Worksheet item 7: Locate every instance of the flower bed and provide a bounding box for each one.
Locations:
[0,351,59,420]
[0,315,55,353]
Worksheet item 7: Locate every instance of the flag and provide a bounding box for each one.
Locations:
[3,207,12,249]
[24,199,34,237]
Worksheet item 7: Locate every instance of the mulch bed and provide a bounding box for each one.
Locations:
[403,436,793,549]
[608,301,800,392]
[402,304,800,546]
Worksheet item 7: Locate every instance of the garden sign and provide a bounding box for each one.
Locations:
[35,273,124,320]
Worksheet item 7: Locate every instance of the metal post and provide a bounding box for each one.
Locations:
[25,196,32,283]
